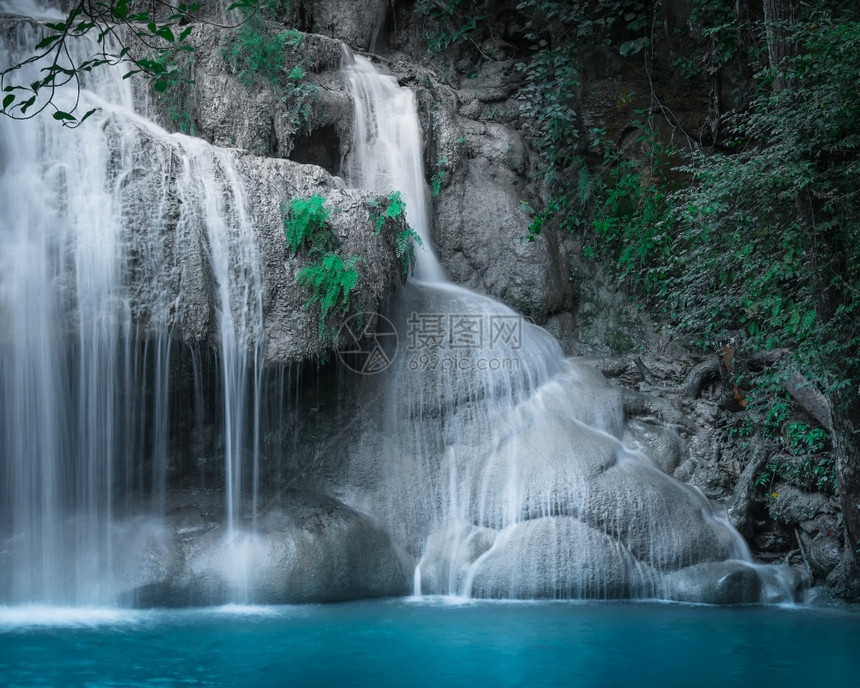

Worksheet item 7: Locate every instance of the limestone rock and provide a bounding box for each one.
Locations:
[623,419,684,475]
[663,561,763,605]
[291,0,389,51]
[432,127,571,319]
[766,482,833,525]
[807,536,842,579]
[468,517,653,599]
[127,489,412,607]
[113,119,402,363]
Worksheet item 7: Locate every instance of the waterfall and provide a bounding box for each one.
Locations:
[339,50,795,602]
[0,8,797,606]
[342,49,446,282]
[0,15,264,604]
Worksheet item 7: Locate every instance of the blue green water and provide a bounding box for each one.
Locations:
[1,598,858,687]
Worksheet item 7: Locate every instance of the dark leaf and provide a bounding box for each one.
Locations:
[19,96,36,113]
[34,34,62,50]
[79,107,97,124]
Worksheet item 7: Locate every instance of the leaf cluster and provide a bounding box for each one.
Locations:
[296,254,360,337]
[513,1,651,234]
[415,0,485,58]
[1,1,209,127]
[368,191,423,275]
[281,194,331,255]
[221,17,301,87]
[282,194,361,339]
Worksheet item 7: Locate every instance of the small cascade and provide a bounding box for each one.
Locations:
[342,48,446,282]
[339,49,796,603]
[0,15,265,604]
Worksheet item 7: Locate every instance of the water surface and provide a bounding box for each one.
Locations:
[1,599,857,687]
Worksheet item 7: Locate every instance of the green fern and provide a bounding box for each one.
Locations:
[373,191,407,233]
[396,226,423,274]
[297,253,360,336]
[282,195,331,255]
[369,191,422,274]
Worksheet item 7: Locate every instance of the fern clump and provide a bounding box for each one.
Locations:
[369,191,422,275]
[296,254,360,337]
[281,195,331,254]
[373,191,406,233]
[282,194,361,339]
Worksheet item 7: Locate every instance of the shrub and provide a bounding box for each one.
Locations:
[222,19,301,87]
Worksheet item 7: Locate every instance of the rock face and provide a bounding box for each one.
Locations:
[123,490,412,607]
[290,0,389,50]
[113,118,402,363]
[413,79,574,322]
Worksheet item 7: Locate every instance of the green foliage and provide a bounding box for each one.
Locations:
[1,1,207,127]
[372,191,406,233]
[666,15,860,393]
[516,44,581,178]
[431,171,443,197]
[514,1,651,236]
[221,14,314,132]
[590,122,677,295]
[430,158,449,197]
[222,18,299,87]
[643,9,859,504]
[369,192,423,275]
[282,194,360,338]
[296,254,360,337]
[785,422,830,457]
[149,48,196,134]
[672,0,749,81]
[281,195,331,254]
[415,0,484,57]
[395,226,423,275]
[755,455,837,495]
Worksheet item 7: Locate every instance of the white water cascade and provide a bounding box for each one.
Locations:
[0,14,265,604]
[342,49,445,282]
[340,50,797,602]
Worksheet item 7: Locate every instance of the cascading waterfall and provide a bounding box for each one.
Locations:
[0,4,797,608]
[0,13,264,604]
[341,50,795,602]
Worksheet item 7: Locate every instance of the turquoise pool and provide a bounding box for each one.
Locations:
[1,598,857,687]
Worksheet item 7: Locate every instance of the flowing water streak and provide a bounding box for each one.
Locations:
[0,18,141,604]
[0,15,265,604]
[341,48,446,282]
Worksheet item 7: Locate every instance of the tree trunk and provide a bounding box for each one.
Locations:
[762,0,797,92]
[833,385,860,577]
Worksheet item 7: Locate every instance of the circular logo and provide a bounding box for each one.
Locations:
[336,312,399,374]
